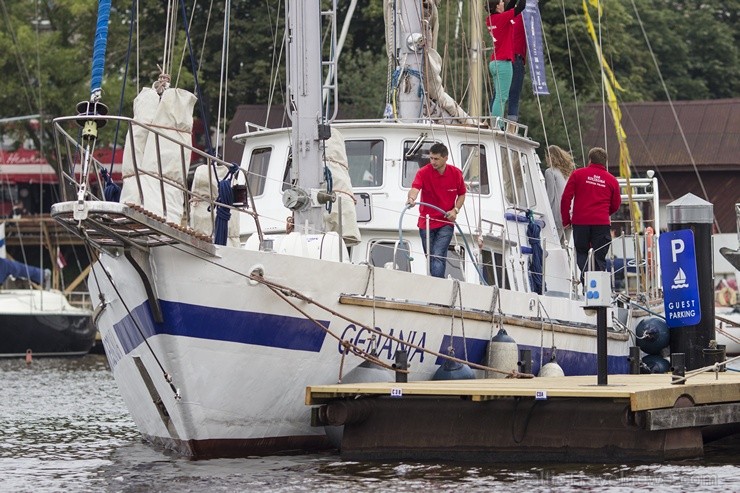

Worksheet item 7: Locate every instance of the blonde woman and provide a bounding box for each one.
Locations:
[544,145,575,245]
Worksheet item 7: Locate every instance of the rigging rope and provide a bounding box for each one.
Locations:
[167,242,531,378]
[627,0,716,231]
[107,1,138,181]
[213,0,231,158]
[178,0,215,157]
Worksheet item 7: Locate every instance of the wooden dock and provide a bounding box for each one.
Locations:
[307,372,740,463]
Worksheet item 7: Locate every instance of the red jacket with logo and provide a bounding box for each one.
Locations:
[560,163,621,227]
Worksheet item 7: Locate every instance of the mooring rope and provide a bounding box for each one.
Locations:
[670,354,740,385]
[169,242,532,378]
[252,270,527,377]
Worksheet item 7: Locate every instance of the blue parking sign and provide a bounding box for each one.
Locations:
[658,229,701,327]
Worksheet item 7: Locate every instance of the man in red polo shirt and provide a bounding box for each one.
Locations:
[560,147,621,283]
[406,143,466,278]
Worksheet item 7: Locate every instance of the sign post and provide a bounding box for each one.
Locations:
[584,271,611,385]
[663,194,714,370]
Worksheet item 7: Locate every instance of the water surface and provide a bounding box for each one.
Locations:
[1,355,737,492]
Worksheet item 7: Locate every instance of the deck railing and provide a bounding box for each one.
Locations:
[52,115,263,244]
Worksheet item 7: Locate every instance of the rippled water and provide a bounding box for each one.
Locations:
[1,355,737,492]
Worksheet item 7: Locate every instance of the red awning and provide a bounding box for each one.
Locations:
[0,148,57,184]
[0,148,123,184]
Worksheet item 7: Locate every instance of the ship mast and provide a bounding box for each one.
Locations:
[468,0,482,118]
[393,0,425,121]
[284,0,337,233]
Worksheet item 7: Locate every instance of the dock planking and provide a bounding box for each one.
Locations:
[307,372,740,411]
[307,372,740,462]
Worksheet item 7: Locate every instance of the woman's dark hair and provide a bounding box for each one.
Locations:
[487,0,503,13]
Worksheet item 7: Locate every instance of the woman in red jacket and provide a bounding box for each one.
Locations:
[485,0,526,121]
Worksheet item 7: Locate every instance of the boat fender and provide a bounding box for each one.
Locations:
[635,317,670,355]
[325,360,394,449]
[486,329,518,379]
[342,359,394,384]
[538,360,565,377]
[432,348,475,381]
[642,354,671,373]
[25,349,32,365]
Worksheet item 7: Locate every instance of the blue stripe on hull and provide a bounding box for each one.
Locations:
[435,335,629,375]
[110,300,628,375]
[112,300,330,355]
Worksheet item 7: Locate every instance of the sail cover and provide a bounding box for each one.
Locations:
[120,87,196,224]
[324,128,360,246]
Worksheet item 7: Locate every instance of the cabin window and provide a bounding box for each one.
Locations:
[445,247,465,281]
[368,240,411,271]
[481,249,509,289]
[282,151,293,192]
[402,140,440,188]
[247,147,272,196]
[500,146,515,204]
[461,144,489,194]
[346,140,384,187]
[500,146,529,208]
[520,152,537,208]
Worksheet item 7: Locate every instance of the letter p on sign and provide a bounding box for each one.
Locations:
[671,239,684,262]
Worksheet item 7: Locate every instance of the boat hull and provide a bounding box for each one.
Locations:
[0,290,95,358]
[91,243,632,458]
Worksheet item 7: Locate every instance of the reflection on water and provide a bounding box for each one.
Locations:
[0,355,737,492]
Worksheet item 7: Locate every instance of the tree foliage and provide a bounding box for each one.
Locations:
[1,0,737,154]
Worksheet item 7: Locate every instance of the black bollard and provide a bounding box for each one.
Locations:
[702,345,727,372]
[393,349,409,383]
[518,349,532,375]
[671,352,686,384]
[666,194,715,370]
[629,346,641,375]
[596,306,608,385]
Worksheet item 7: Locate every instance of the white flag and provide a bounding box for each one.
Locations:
[0,223,5,259]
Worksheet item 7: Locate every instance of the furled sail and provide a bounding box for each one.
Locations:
[119,87,196,224]
[324,128,360,246]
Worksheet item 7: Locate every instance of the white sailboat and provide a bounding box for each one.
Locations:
[50,0,662,457]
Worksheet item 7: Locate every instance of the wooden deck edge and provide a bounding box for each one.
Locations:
[338,295,630,341]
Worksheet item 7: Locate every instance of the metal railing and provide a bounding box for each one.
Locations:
[52,115,263,243]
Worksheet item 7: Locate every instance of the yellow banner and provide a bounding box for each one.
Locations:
[583,0,642,227]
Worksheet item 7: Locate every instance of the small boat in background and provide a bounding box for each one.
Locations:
[0,251,95,358]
